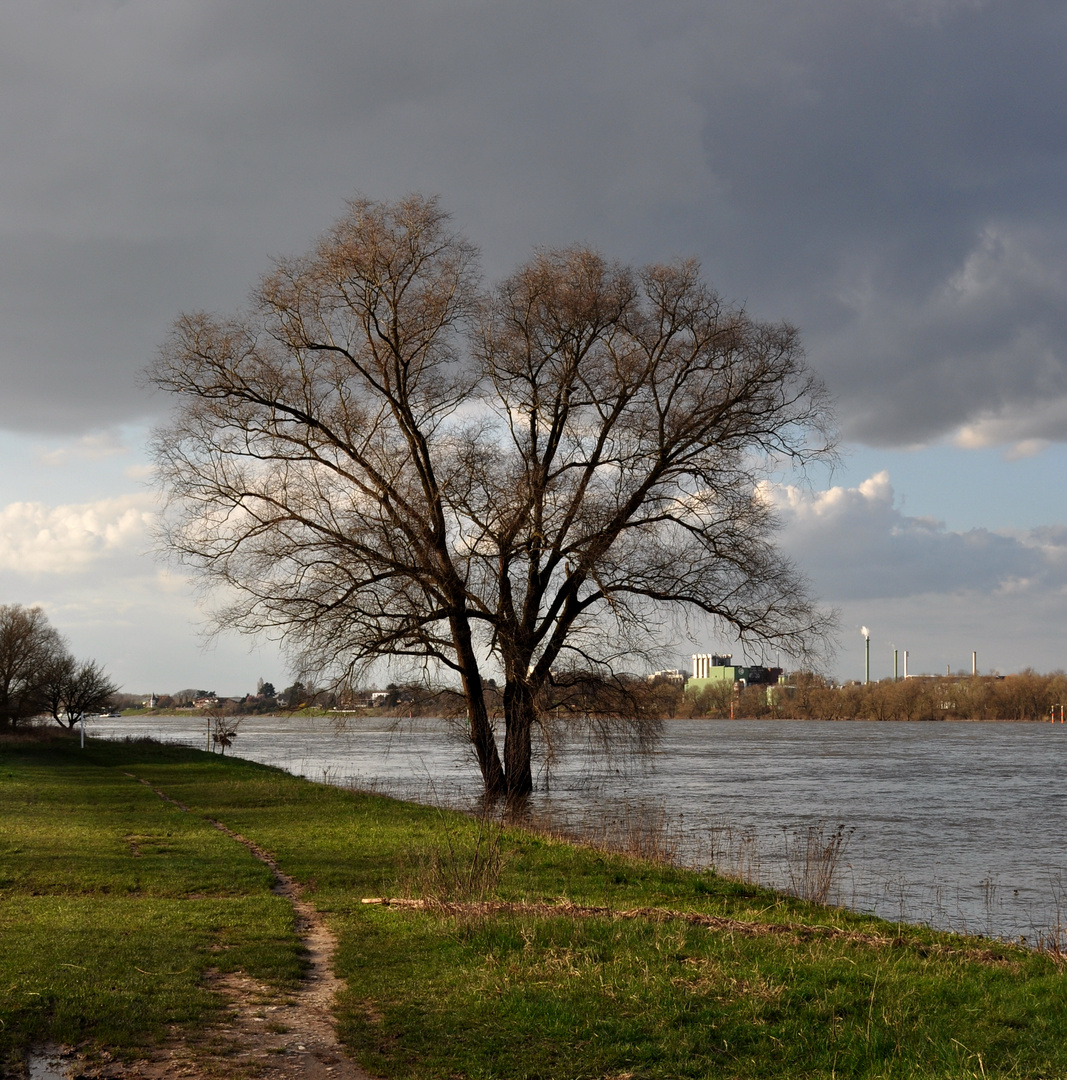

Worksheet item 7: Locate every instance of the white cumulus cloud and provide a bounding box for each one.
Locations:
[755,471,1067,675]
[0,494,155,574]
[765,471,1049,601]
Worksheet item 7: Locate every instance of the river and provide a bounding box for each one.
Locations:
[86,714,1067,945]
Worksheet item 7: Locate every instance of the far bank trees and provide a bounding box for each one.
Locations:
[150,195,834,798]
[0,604,118,729]
[681,669,1067,722]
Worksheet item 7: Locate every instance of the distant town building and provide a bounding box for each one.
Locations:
[647,669,687,686]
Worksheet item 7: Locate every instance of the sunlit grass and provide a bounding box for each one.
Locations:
[4,735,1067,1077]
[1,894,298,1050]
[0,738,300,1062]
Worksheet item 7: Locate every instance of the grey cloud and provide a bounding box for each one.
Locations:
[688,3,1067,446]
[819,222,1067,445]
[1,1,1065,444]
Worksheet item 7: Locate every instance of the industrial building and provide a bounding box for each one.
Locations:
[687,653,782,694]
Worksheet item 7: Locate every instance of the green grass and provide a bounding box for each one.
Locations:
[0,738,300,1061]
[3,734,1067,1078]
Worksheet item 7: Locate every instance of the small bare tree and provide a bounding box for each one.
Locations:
[150,195,834,799]
[0,604,117,729]
[209,712,241,753]
[42,656,119,728]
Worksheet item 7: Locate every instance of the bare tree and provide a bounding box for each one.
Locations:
[0,605,66,729]
[150,195,834,799]
[0,605,117,730]
[150,194,506,789]
[38,651,75,726]
[41,656,119,728]
[462,250,834,792]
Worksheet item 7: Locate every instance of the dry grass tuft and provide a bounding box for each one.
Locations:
[784,822,854,905]
[403,813,508,902]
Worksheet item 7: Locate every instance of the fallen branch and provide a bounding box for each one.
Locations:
[360,898,1025,964]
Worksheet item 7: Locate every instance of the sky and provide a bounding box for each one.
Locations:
[3,0,1067,694]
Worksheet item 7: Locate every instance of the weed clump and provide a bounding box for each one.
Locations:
[785,822,855,904]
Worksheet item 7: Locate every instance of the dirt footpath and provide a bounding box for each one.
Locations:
[21,778,378,1080]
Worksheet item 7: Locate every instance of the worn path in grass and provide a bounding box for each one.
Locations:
[99,772,376,1080]
[0,739,374,1080]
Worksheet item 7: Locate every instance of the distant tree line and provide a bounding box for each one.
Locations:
[122,667,1067,725]
[0,604,118,729]
[682,670,1067,722]
[131,670,679,731]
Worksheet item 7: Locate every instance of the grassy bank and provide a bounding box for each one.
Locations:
[3,735,1067,1078]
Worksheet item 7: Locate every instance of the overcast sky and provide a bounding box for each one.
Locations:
[3,0,1066,692]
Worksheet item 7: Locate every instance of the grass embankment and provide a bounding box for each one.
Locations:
[3,737,1067,1078]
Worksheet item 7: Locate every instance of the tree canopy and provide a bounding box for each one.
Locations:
[150,194,835,798]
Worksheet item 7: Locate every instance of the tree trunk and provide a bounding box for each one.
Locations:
[451,616,506,797]
[502,680,536,798]
[468,687,506,798]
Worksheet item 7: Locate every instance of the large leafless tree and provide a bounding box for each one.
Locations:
[150,195,834,798]
[467,249,834,792]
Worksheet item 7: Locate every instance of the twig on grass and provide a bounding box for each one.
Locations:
[359,897,1027,963]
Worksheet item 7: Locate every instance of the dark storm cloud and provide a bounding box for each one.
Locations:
[682,1,1067,446]
[1,0,1065,445]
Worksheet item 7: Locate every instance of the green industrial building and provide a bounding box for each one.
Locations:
[686,653,781,695]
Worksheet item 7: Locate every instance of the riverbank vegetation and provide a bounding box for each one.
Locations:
[5,733,1067,1078]
[685,669,1067,722]
[122,666,1067,727]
